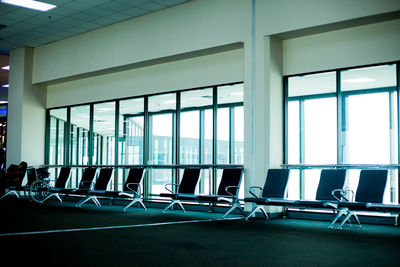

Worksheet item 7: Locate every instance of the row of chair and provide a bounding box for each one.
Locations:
[35,166,245,217]
[245,168,399,229]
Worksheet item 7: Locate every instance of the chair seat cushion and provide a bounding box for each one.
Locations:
[295,200,334,208]
[338,201,369,210]
[366,203,400,212]
[160,193,197,200]
[198,195,231,203]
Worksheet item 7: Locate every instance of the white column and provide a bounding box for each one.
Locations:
[7,47,46,167]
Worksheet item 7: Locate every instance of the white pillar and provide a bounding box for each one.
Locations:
[7,47,46,167]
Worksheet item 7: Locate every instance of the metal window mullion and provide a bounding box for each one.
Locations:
[64,108,71,165]
[114,101,120,190]
[88,104,94,165]
[299,100,305,200]
[55,119,59,165]
[336,71,343,165]
[283,77,289,164]
[199,109,205,194]
[174,92,180,189]
[397,63,400,203]
[45,110,51,164]
[229,106,235,164]
[143,96,150,198]
[212,86,218,195]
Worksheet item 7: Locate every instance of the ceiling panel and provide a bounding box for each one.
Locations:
[0,0,192,90]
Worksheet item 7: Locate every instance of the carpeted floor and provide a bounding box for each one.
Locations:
[1,199,400,266]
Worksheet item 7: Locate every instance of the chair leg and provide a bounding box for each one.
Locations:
[41,193,63,204]
[246,205,269,221]
[123,198,147,212]
[162,200,185,213]
[223,202,245,219]
[0,190,19,200]
[329,208,348,228]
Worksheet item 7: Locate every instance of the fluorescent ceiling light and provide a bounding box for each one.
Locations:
[1,66,9,70]
[0,101,8,104]
[1,84,9,88]
[343,78,376,83]
[1,0,56,11]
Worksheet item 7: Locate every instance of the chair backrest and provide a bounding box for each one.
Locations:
[261,169,290,198]
[217,168,244,196]
[123,168,145,192]
[93,168,113,190]
[6,161,28,187]
[26,168,38,187]
[178,168,201,194]
[54,167,71,188]
[355,169,388,203]
[78,168,97,190]
[315,169,347,201]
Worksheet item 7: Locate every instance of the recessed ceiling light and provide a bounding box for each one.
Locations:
[1,84,9,88]
[0,101,8,104]
[1,66,9,70]
[343,78,376,83]
[1,0,56,12]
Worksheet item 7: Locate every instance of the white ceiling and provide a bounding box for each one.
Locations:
[0,0,191,54]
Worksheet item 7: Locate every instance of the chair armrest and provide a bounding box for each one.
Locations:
[126,183,141,196]
[80,181,94,190]
[225,185,239,198]
[249,186,263,198]
[331,189,353,202]
[164,183,179,194]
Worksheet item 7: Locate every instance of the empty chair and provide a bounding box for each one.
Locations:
[89,168,147,212]
[244,169,290,220]
[41,167,71,203]
[53,167,97,198]
[160,168,201,213]
[76,167,113,207]
[295,169,347,208]
[197,168,244,218]
[0,162,28,200]
[329,169,388,229]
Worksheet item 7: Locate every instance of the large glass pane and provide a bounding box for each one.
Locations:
[93,102,115,165]
[288,71,336,97]
[71,105,90,165]
[119,98,144,166]
[344,93,391,164]
[204,109,213,164]
[180,88,213,165]
[233,106,244,164]
[49,108,67,165]
[287,101,300,164]
[149,93,176,195]
[304,98,337,164]
[180,111,199,163]
[341,64,396,92]
[217,107,229,164]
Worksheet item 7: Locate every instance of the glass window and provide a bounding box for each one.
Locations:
[341,64,396,92]
[70,105,90,165]
[180,88,213,164]
[93,102,115,165]
[148,93,176,195]
[289,72,336,97]
[119,98,144,166]
[49,108,67,165]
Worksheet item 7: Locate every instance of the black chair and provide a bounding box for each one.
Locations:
[0,162,28,200]
[244,169,290,220]
[76,167,113,207]
[329,169,388,229]
[197,168,244,218]
[54,167,97,198]
[41,167,71,203]
[160,168,201,213]
[93,168,147,212]
[295,169,347,208]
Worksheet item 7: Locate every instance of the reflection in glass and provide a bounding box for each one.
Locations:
[289,71,336,97]
[71,105,90,165]
[49,108,67,165]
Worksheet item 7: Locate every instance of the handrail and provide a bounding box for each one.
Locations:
[29,164,244,169]
[282,164,400,169]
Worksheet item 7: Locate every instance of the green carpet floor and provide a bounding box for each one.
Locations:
[1,199,400,266]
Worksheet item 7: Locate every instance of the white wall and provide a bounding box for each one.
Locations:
[47,48,244,108]
[283,19,400,75]
[33,0,250,84]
